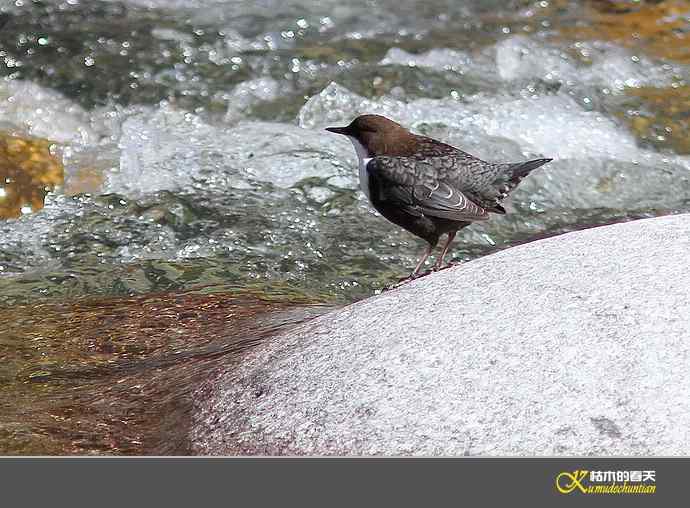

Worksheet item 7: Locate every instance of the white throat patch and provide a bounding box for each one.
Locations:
[347,137,373,200]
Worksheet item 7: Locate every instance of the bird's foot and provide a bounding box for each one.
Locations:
[412,270,434,280]
[383,278,409,291]
[433,260,463,272]
[384,270,432,291]
[433,263,454,272]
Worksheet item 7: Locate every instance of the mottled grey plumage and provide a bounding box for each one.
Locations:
[369,144,552,220]
[326,115,552,279]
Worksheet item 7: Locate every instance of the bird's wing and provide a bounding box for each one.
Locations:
[372,135,552,215]
[389,145,552,215]
[367,156,490,222]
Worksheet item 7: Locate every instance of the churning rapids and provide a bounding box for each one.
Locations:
[0,0,689,453]
[2,0,689,304]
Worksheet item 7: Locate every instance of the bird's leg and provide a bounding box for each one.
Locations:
[434,231,456,271]
[388,244,435,289]
[410,243,435,279]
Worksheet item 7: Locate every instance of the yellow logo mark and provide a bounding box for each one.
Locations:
[556,470,589,494]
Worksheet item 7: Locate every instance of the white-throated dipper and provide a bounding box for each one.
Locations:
[326,114,552,279]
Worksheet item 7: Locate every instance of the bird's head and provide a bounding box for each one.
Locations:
[326,114,413,157]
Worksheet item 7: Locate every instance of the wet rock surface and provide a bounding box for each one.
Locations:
[192,214,690,455]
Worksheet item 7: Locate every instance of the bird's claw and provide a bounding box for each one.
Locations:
[385,262,463,291]
[433,263,454,272]
[384,270,432,291]
[384,278,410,291]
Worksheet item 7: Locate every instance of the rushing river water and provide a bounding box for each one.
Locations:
[1,0,689,453]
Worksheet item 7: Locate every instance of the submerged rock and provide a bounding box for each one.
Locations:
[625,85,690,155]
[0,134,63,219]
[192,214,690,455]
[565,0,690,64]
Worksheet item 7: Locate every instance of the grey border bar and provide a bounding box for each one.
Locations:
[0,457,684,506]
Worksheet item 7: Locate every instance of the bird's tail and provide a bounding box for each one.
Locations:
[487,158,552,214]
[510,158,553,179]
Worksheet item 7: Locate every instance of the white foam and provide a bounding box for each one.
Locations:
[107,102,354,195]
[224,77,282,122]
[300,82,632,159]
[495,36,574,82]
[380,36,678,91]
[496,36,675,90]
[0,78,97,145]
[380,47,477,74]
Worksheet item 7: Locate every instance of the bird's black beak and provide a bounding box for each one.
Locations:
[325,126,350,136]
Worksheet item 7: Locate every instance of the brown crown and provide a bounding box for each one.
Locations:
[326,114,420,157]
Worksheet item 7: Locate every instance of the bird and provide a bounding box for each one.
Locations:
[326,114,552,280]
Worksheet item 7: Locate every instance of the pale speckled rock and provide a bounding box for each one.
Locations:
[192,214,690,455]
